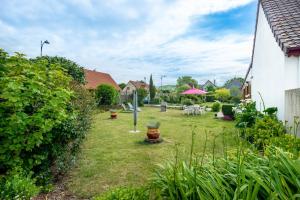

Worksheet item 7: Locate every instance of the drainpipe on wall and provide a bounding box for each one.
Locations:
[298,57,300,88]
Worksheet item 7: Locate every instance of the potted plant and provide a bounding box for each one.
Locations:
[110,109,117,119]
[147,121,160,140]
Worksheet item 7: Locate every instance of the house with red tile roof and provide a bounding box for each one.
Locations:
[122,80,149,96]
[242,0,300,131]
[84,69,121,91]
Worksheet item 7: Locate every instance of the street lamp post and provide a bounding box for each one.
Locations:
[160,75,166,102]
[40,40,50,56]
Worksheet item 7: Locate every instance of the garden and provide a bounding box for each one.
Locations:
[1,48,300,199]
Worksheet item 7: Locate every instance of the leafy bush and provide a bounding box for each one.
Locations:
[235,101,262,128]
[96,84,118,106]
[215,88,230,102]
[151,98,160,104]
[0,49,94,195]
[222,104,234,116]
[137,88,148,106]
[246,116,286,150]
[0,170,40,199]
[31,56,85,84]
[270,134,300,156]
[205,94,215,102]
[211,101,221,112]
[0,51,72,173]
[181,98,193,106]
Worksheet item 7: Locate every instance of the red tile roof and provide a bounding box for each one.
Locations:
[261,0,300,56]
[84,69,121,91]
[129,80,149,90]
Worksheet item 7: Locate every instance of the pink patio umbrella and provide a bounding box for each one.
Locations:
[181,88,207,95]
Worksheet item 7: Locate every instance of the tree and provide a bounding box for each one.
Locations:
[96,84,118,106]
[205,85,216,92]
[118,83,126,90]
[215,88,230,102]
[176,84,191,94]
[137,88,148,106]
[176,76,198,88]
[224,77,244,89]
[230,86,242,97]
[31,56,85,84]
[149,74,156,101]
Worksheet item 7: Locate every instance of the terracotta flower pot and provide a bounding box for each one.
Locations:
[147,128,160,139]
[110,112,117,119]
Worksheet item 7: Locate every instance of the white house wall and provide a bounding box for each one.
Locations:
[252,4,286,120]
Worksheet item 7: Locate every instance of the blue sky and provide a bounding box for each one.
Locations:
[0,0,257,85]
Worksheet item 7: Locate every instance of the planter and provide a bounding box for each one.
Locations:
[147,127,160,139]
[110,110,117,119]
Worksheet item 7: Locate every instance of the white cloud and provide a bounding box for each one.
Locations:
[0,0,255,85]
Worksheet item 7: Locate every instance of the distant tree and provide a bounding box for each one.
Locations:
[230,86,242,97]
[149,74,156,101]
[137,88,148,106]
[224,77,244,89]
[176,84,191,94]
[205,85,216,92]
[176,76,198,88]
[215,88,230,102]
[118,83,126,90]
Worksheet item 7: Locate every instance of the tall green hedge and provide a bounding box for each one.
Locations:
[0,49,94,197]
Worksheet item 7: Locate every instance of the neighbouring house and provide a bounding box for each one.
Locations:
[122,80,149,95]
[200,80,217,91]
[242,0,300,128]
[84,69,121,91]
[122,80,150,101]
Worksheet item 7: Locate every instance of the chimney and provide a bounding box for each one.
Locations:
[213,79,216,86]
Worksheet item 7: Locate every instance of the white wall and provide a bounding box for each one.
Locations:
[252,4,286,120]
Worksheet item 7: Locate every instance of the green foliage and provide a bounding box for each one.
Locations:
[151,147,300,199]
[118,83,126,90]
[151,97,160,104]
[224,77,244,89]
[215,88,230,102]
[246,116,286,150]
[31,56,85,84]
[176,84,190,94]
[0,51,72,173]
[181,98,194,106]
[205,85,216,92]
[0,49,94,197]
[176,76,198,88]
[205,94,215,102]
[270,134,300,157]
[94,187,149,200]
[0,169,40,199]
[96,84,118,106]
[229,86,241,97]
[50,83,95,176]
[235,101,262,128]
[149,74,156,101]
[137,88,148,106]
[222,104,234,116]
[147,121,160,129]
[212,102,221,112]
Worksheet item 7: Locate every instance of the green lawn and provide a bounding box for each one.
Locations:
[66,107,238,198]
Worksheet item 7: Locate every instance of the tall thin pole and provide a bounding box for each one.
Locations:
[40,41,43,57]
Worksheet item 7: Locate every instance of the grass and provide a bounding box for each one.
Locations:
[66,107,238,198]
